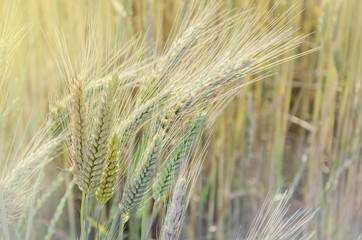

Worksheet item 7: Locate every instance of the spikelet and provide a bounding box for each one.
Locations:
[82,76,117,194]
[48,100,69,138]
[153,114,204,202]
[120,132,165,222]
[159,178,186,240]
[157,101,187,133]
[96,134,120,205]
[69,80,88,189]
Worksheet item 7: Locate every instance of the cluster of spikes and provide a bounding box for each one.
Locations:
[57,66,207,240]
[66,72,206,222]
[42,0,317,239]
[67,75,117,200]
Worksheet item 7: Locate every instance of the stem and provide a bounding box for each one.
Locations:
[96,206,101,240]
[146,201,157,240]
[84,195,89,240]
[63,151,76,240]
[66,177,77,239]
[80,192,86,240]
[107,208,121,240]
[117,220,125,240]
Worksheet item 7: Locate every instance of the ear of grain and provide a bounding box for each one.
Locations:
[153,114,204,202]
[1,134,65,224]
[159,178,187,240]
[5,134,65,191]
[157,101,187,133]
[82,76,117,194]
[69,80,88,190]
[48,100,69,139]
[120,132,165,222]
[96,134,120,205]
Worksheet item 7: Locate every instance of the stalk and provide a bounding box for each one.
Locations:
[84,195,89,240]
[80,192,86,240]
[107,209,121,240]
[117,220,125,240]
[146,201,158,240]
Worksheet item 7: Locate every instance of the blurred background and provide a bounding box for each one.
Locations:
[0,0,361,239]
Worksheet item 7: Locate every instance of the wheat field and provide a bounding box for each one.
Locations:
[0,0,361,239]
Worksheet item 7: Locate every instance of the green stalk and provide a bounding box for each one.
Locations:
[117,220,125,240]
[146,201,157,240]
[80,192,86,240]
[84,195,89,240]
[63,150,76,240]
[95,206,101,240]
[107,209,121,240]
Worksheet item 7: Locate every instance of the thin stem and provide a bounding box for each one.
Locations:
[146,201,158,240]
[95,206,101,240]
[80,192,86,240]
[66,177,77,239]
[117,220,125,240]
[107,208,121,240]
[63,151,76,240]
[84,195,89,240]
